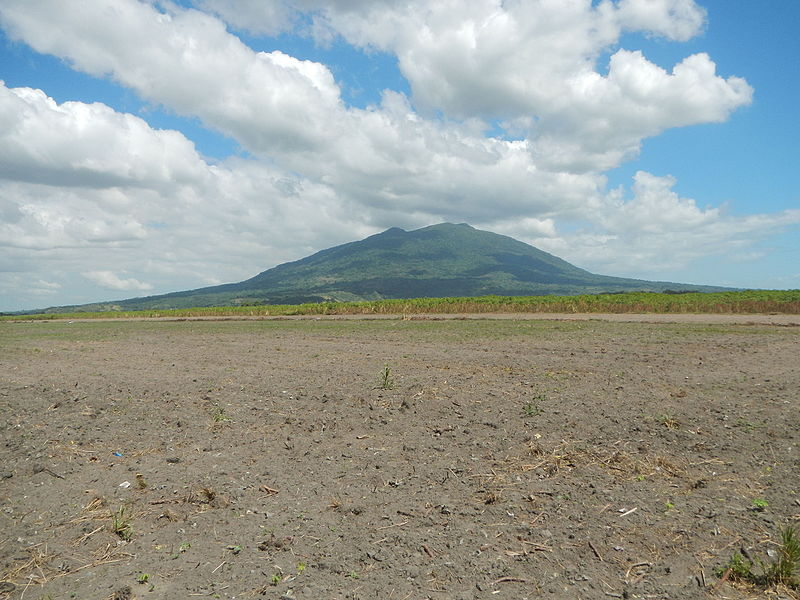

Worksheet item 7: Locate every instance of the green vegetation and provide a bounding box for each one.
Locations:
[111,506,133,541]
[658,414,680,430]
[765,526,800,588]
[3,289,799,321]
[523,402,539,417]
[523,396,545,417]
[716,552,755,581]
[377,365,394,390]
[716,526,799,590]
[211,405,231,423]
[172,542,192,559]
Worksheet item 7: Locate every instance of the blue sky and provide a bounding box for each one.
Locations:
[1,0,798,311]
[609,1,799,211]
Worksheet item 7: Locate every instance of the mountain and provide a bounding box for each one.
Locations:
[35,223,731,312]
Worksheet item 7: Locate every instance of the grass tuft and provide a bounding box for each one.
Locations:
[377,365,394,390]
[716,526,799,590]
[764,526,800,587]
[111,506,133,542]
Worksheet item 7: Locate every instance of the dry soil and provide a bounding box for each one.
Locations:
[1,317,798,600]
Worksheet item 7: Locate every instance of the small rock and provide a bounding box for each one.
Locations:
[166,457,181,464]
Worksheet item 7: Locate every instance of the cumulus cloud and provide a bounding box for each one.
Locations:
[83,270,153,291]
[0,80,207,254]
[0,82,206,188]
[303,0,742,119]
[616,0,706,41]
[0,1,343,155]
[531,172,800,275]
[0,0,751,175]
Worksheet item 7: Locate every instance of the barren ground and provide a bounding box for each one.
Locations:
[1,317,798,600]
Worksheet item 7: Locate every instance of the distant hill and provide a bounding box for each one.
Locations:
[32,223,732,312]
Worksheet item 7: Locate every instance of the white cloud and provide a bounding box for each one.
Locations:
[603,171,720,232]
[304,0,741,118]
[529,172,800,275]
[0,0,751,177]
[0,1,343,154]
[1,0,613,227]
[27,279,62,297]
[616,0,706,41]
[0,79,374,308]
[480,217,558,240]
[0,83,206,188]
[196,0,297,36]
[34,279,61,290]
[83,270,153,291]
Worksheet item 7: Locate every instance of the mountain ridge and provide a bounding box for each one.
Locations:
[24,223,733,313]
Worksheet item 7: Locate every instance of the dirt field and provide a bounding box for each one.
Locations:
[1,317,798,599]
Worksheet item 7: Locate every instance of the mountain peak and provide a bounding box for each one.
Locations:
[379,222,473,235]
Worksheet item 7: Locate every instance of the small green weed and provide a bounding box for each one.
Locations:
[523,394,546,417]
[751,498,769,512]
[716,526,799,590]
[658,414,680,429]
[764,526,800,587]
[211,405,231,423]
[112,506,133,541]
[171,541,192,559]
[734,419,760,432]
[377,365,394,390]
[715,552,754,580]
[523,401,540,417]
[270,573,282,586]
[137,573,150,584]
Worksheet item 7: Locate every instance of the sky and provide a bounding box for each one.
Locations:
[1,0,798,312]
